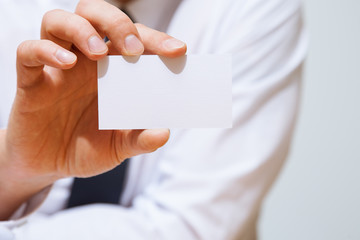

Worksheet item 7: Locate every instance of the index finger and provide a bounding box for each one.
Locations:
[76,0,144,56]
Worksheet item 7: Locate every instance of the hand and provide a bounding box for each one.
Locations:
[0,0,186,220]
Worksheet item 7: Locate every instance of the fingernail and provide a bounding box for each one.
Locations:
[124,34,144,55]
[55,49,76,64]
[88,36,108,54]
[163,39,185,50]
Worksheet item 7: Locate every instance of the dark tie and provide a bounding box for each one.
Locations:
[66,159,130,208]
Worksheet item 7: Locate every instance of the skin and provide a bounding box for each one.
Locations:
[0,0,186,220]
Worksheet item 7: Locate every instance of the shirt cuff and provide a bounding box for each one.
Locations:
[0,185,52,229]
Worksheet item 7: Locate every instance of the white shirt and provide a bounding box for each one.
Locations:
[0,0,307,239]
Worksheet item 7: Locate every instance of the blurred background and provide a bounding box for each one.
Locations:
[259,0,360,239]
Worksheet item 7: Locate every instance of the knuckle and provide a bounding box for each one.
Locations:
[75,0,87,16]
[16,41,31,58]
[76,0,97,17]
[42,10,52,23]
[42,9,64,35]
[134,23,146,29]
[42,9,60,24]
[17,40,53,64]
[107,15,133,32]
[118,133,134,159]
[75,16,91,30]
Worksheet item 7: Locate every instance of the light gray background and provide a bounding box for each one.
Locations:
[259,0,360,239]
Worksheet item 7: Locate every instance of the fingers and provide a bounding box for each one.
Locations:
[41,9,108,60]
[108,24,187,58]
[136,24,187,57]
[16,40,77,87]
[41,1,186,59]
[76,0,144,56]
[117,129,170,159]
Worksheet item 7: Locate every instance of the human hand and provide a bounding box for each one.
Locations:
[0,0,186,219]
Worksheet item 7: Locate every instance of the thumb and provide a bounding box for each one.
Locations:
[117,129,170,159]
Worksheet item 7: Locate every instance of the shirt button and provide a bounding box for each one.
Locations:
[0,225,15,240]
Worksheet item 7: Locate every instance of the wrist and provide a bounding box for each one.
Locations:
[0,129,56,220]
[0,128,57,185]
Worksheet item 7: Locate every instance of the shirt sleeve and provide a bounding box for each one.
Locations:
[9,0,307,239]
[0,186,51,240]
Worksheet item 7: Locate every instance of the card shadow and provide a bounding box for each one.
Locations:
[98,56,109,78]
[98,56,141,78]
[123,55,141,64]
[98,55,187,78]
[159,55,187,74]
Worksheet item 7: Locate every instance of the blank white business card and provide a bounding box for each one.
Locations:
[97,55,232,129]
